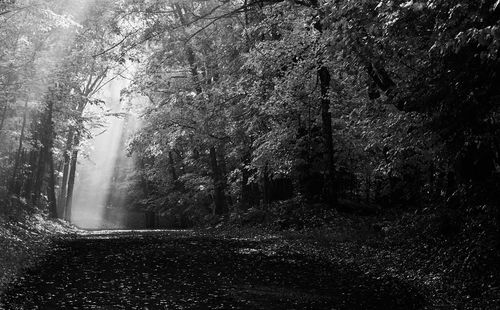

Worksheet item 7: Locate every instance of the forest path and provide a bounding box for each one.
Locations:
[0,230,424,309]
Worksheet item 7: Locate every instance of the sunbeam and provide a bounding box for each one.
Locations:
[71,76,141,229]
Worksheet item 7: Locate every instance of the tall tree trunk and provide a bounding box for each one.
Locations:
[33,144,46,203]
[209,146,226,215]
[318,66,336,204]
[33,96,58,214]
[312,10,337,205]
[62,101,86,221]
[240,152,252,210]
[18,150,26,190]
[46,97,57,218]
[58,129,74,216]
[428,162,435,201]
[217,145,231,206]
[365,174,371,203]
[11,98,28,195]
[0,104,7,133]
[138,158,150,196]
[33,106,47,202]
[65,134,79,222]
[262,163,270,207]
[185,46,202,94]
[24,150,37,198]
[47,151,58,218]
[168,151,178,183]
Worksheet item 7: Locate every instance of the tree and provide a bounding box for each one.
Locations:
[0,0,124,220]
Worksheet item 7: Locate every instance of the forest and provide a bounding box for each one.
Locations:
[1,0,500,308]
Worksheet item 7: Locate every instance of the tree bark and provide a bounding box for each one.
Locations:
[138,158,150,196]
[217,145,231,206]
[0,104,7,133]
[33,95,58,215]
[11,98,28,195]
[209,146,227,215]
[23,150,37,199]
[240,152,252,209]
[58,129,74,217]
[33,142,46,203]
[185,46,203,94]
[47,150,58,218]
[168,151,178,183]
[318,66,336,204]
[61,100,86,221]
[262,163,270,207]
[46,97,57,218]
[64,134,79,222]
[365,174,371,203]
[312,8,337,205]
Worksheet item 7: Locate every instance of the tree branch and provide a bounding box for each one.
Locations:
[92,29,140,58]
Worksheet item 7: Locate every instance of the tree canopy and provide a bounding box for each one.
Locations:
[0,0,499,235]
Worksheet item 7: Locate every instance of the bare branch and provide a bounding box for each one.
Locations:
[92,29,141,58]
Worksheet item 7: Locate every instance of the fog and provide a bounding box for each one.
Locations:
[71,77,139,229]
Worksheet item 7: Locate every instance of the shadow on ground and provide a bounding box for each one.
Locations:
[0,230,425,309]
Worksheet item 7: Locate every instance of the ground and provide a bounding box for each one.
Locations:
[0,230,425,310]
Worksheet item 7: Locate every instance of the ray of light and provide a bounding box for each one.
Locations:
[71,77,130,229]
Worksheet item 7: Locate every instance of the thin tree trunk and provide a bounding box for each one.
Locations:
[62,100,86,221]
[0,105,7,133]
[262,163,270,207]
[365,174,371,203]
[138,158,150,196]
[24,150,37,198]
[11,98,29,194]
[217,145,231,206]
[47,151,58,218]
[168,151,178,183]
[318,66,336,204]
[240,153,251,209]
[33,144,46,202]
[19,149,28,192]
[65,134,79,222]
[58,129,74,217]
[312,9,337,205]
[46,97,57,218]
[428,162,435,200]
[209,146,226,215]
[185,46,202,94]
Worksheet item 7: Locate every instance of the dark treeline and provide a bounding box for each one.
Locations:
[123,0,500,230]
[1,0,499,235]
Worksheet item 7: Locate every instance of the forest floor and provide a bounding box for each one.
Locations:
[200,206,500,310]
[0,209,77,295]
[0,229,426,310]
[0,208,498,309]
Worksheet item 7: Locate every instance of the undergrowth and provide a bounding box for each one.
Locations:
[201,197,500,309]
[0,194,77,294]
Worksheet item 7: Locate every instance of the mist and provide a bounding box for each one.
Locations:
[71,77,139,229]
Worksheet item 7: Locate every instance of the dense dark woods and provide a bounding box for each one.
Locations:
[1,0,500,308]
[121,0,500,233]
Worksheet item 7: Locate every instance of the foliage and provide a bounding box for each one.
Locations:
[0,0,128,219]
[1,0,500,307]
